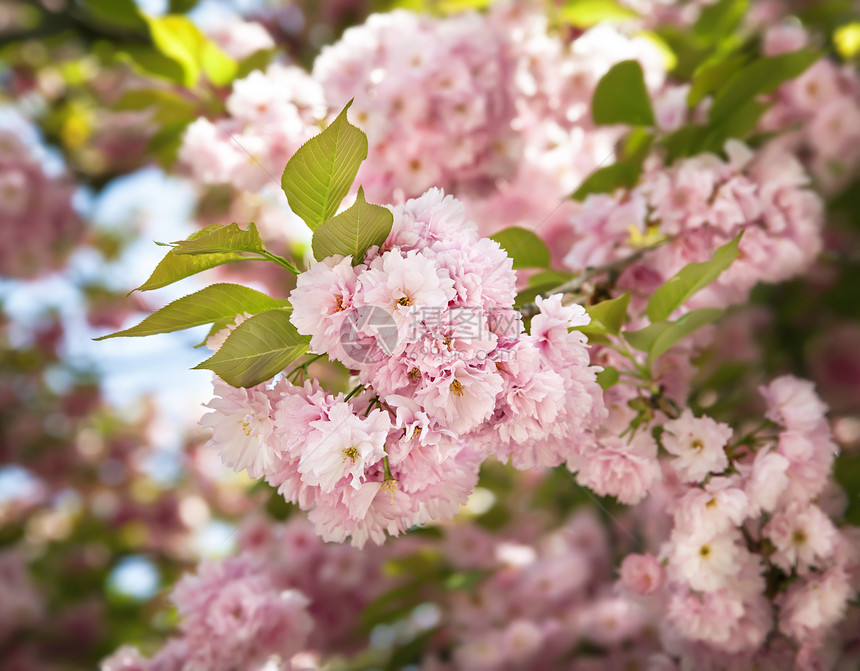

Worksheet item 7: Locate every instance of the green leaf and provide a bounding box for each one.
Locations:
[596,366,620,390]
[572,161,641,200]
[80,0,146,31]
[147,119,191,168]
[145,15,201,87]
[709,49,819,122]
[489,227,551,269]
[834,21,860,60]
[834,453,860,526]
[649,308,723,360]
[528,269,576,288]
[514,283,558,307]
[625,321,668,353]
[572,131,653,200]
[200,39,238,86]
[136,225,249,292]
[118,45,188,85]
[586,293,630,336]
[693,0,748,43]
[195,310,309,387]
[688,52,750,107]
[170,222,264,255]
[236,48,274,79]
[625,308,722,360]
[95,284,289,340]
[559,0,638,28]
[592,60,655,127]
[113,88,198,124]
[168,0,200,13]
[437,0,492,12]
[655,26,712,79]
[711,99,771,143]
[646,234,741,322]
[145,15,237,88]
[281,101,368,232]
[311,187,393,263]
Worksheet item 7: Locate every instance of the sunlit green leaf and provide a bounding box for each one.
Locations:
[281,101,368,232]
[649,308,722,360]
[195,310,309,387]
[559,0,638,28]
[170,222,264,256]
[145,15,237,88]
[311,187,393,263]
[592,60,655,127]
[596,366,620,389]
[136,225,248,292]
[693,0,748,42]
[625,308,722,360]
[80,0,146,31]
[199,39,238,86]
[528,269,576,288]
[118,45,187,85]
[437,0,492,12]
[584,293,630,336]
[572,132,652,200]
[113,89,198,124]
[646,235,741,322]
[95,284,289,340]
[709,49,819,122]
[688,52,750,107]
[490,227,551,269]
[236,48,274,79]
[572,161,641,200]
[835,21,860,59]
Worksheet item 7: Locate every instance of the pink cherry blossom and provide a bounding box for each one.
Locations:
[760,375,829,434]
[289,255,363,357]
[764,503,838,574]
[661,409,732,483]
[199,380,280,479]
[620,553,664,596]
[574,432,660,505]
[299,402,390,493]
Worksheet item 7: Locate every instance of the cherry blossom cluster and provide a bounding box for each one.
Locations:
[762,24,860,195]
[563,139,824,310]
[468,5,669,243]
[0,125,81,279]
[623,375,859,669]
[101,517,394,671]
[103,373,860,671]
[200,189,605,547]
[313,10,521,201]
[411,378,855,670]
[179,63,326,193]
[203,16,275,61]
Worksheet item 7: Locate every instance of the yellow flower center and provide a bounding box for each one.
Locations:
[397,294,413,307]
[690,438,704,451]
[342,447,360,463]
[699,544,711,558]
[450,379,464,397]
[382,479,398,503]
